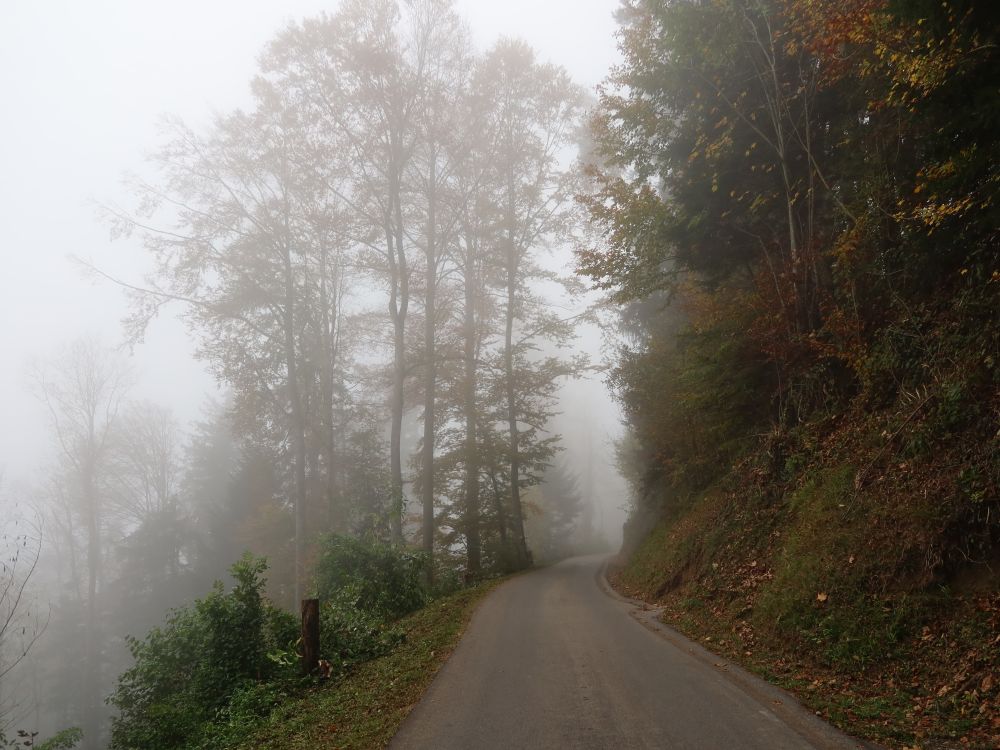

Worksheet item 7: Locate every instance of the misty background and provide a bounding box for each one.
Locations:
[0,0,622,504]
[0,2,629,745]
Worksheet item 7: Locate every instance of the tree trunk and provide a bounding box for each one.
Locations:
[300,598,320,676]
[281,241,308,608]
[421,158,437,571]
[487,462,509,564]
[387,137,408,545]
[462,237,481,575]
[82,459,100,750]
[319,245,342,533]
[503,176,529,568]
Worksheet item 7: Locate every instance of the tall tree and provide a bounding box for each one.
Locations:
[263,0,432,543]
[408,0,470,566]
[107,105,319,604]
[0,495,44,737]
[34,339,131,750]
[478,41,587,567]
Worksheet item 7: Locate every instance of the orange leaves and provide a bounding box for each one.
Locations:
[780,0,891,86]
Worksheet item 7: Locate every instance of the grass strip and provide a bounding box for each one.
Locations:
[233,581,502,750]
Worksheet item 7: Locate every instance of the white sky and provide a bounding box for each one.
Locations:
[0,0,623,490]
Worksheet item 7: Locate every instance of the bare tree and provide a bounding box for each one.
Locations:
[33,339,130,750]
[0,495,45,738]
[106,402,180,528]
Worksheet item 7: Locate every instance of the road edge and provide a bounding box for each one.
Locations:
[595,558,882,750]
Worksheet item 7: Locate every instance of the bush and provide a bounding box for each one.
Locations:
[108,543,434,750]
[317,594,404,672]
[189,682,291,750]
[109,555,293,750]
[314,535,427,621]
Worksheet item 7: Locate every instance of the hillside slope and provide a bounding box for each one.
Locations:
[613,408,999,749]
[581,2,1000,748]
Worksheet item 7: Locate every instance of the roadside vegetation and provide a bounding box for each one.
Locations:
[107,538,500,750]
[582,1,999,748]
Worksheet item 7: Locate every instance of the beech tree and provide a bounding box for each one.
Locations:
[108,0,590,590]
[263,0,438,543]
[479,40,588,567]
[407,1,470,566]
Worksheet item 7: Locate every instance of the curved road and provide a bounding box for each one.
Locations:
[391,556,871,750]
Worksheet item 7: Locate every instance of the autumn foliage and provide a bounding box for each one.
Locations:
[582,0,999,746]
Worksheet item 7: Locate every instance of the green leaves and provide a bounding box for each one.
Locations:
[314,535,427,622]
[108,555,287,750]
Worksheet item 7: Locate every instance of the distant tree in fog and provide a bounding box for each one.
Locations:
[107,402,180,527]
[0,498,45,737]
[477,40,588,568]
[33,339,131,750]
[524,461,583,563]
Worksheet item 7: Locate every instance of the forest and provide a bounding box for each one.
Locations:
[586,0,1000,747]
[1,1,607,747]
[1,0,997,748]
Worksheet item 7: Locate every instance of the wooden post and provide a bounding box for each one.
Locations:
[301,598,320,676]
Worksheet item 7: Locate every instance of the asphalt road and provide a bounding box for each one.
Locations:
[391,555,872,750]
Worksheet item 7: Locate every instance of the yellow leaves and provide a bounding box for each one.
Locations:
[920,158,958,181]
[896,193,975,229]
[816,592,829,603]
[874,10,978,105]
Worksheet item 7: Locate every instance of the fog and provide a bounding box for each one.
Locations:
[0,1,626,746]
[1,0,619,476]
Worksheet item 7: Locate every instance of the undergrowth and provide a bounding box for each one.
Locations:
[108,537,492,750]
[614,412,1000,749]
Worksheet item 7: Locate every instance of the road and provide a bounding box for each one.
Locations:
[391,555,871,750]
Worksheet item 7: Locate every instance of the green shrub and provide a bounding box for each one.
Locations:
[109,555,293,750]
[318,592,404,672]
[190,682,290,750]
[314,535,427,621]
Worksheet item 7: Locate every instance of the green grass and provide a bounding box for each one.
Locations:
[230,581,502,750]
